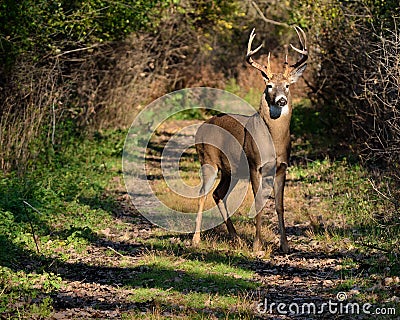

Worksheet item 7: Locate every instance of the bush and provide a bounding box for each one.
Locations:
[0,0,246,174]
[289,0,400,208]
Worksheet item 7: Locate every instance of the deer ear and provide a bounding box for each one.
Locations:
[289,63,307,84]
[261,71,270,82]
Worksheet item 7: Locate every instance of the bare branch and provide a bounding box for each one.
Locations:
[54,44,101,58]
[250,0,289,27]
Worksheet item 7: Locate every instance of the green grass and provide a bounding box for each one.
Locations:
[288,157,398,253]
[1,95,399,318]
[119,237,258,318]
[169,108,205,120]
[126,253,257,305]
[0,129,125,318]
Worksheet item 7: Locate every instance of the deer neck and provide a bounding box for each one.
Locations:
[259,94,292,161]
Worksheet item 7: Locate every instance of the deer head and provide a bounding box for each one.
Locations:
[246,26,308,119]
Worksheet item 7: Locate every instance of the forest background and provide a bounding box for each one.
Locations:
[0,0,399,318]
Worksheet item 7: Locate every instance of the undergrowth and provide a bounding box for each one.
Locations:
[0,97,398,318]
[0,129,124,317]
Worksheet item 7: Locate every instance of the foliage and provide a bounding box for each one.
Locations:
[0,0,247,175]
[0,129,122,260]
[0,0,243,70]
[288,0,400,209]
[0,0,169,67]
[0,129,124,317]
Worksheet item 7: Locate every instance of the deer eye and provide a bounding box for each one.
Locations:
[285,84,289,89]
[267,84,273,90]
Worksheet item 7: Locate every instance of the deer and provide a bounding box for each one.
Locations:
[192,26,308,253]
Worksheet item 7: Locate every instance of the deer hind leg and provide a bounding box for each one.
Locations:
[250,169,264,252]
[274,163,289,253]
[193,164,217,246]
[213,172,238,238]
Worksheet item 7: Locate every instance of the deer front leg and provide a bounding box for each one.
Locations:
[250,162,275,252]
[274,162,289,253]
[251,172,264,251]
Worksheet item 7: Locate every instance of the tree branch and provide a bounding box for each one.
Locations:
[250,1,290,27]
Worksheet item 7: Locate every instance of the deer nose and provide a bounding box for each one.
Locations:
[276,97,287,107]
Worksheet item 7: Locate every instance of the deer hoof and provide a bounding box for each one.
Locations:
[280,241,289,254]
[253,239,263,252]
[231,234,244,246]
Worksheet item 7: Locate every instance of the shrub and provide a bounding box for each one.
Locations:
[0,0,245,174]
[289,0,400,208]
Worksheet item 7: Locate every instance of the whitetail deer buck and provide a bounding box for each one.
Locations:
[192,27,308,253]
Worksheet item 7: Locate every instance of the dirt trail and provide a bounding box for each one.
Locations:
[49,199,352,319]
[49,120,368,319]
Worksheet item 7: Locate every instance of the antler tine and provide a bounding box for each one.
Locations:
[246,28,271,78]
[247,28,263,56]
[290,26,308,69]
[291,26,306,52]
[283,44,290,77]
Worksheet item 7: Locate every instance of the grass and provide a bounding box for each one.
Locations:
[0,93,399,318]
[288,157,399,256]
[0,129,124,318]
[121,235,260,318]
[143,96,399,314]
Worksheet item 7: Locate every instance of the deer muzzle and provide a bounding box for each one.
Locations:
[276,96,288,107]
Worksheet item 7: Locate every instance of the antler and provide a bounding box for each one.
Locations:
[290,26,308,69]
[246,28,272,79]
[283,26,308,77]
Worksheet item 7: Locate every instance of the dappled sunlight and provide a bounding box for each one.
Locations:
[1,0,399,317]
